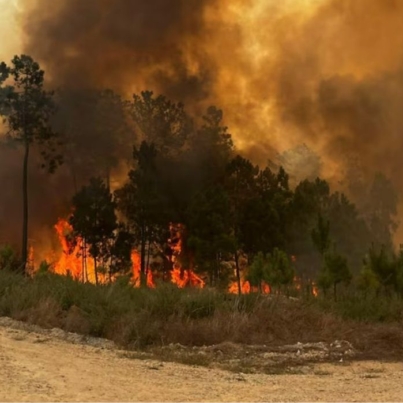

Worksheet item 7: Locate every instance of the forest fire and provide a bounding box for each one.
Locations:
[36,218,204,289]
[168,223,205,289]
[52,219,85,280]
[228,280,271,295]
[31,218,320,296]
[130,250,155,288]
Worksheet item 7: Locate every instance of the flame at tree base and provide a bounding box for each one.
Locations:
[171,268,205,288]
[36,218,204,290]
[32,218,317,296]
[130,250,155,288]
[228,280,271,294]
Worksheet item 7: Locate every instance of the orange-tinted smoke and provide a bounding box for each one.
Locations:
[15,0,403,243]
[19,0,403,180]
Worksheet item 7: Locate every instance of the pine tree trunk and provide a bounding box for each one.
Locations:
[94,256,98,285]
[21,141,30,274]
[146,240,151,283]
[81,244,85,283]
[235,251,242,295]
[83,238,88,282]
[214,255,220,287]
[140,227,147,287]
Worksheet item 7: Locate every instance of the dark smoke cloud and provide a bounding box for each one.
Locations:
[2,0,224,250]
[264,0,403,239]
[18,0,403,177]
[22,0,217,104]
[270,0,403,186]
[2,0,403,246]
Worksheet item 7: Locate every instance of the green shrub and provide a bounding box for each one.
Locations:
[0,244,21,272]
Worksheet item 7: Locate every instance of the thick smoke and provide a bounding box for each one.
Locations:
[21,0,217,104]
[268,0,403,183]
[2,0,403,246]
[17,0,403,171]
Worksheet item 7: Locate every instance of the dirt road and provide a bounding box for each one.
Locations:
[0,318,402,402]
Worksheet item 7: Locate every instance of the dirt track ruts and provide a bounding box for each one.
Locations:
[0,317,402,402]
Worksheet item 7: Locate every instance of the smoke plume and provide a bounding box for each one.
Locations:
[20,0,403,176]
[2,0,403,245]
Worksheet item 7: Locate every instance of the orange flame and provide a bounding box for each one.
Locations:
[228,280,271,294]
[42,219,151,285]
[170,268,205,288]
[168,223,205,288]
[35,218,318,296]
[312,283,319,297]
[130,250,155,288]
[52,218,88,281]
[38,218,204,289]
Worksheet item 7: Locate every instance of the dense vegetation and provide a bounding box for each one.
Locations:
[1,55,403,308]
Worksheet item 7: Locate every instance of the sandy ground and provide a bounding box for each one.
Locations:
[0,318,402,402]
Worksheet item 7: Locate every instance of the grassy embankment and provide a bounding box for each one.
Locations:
[0,269,402,361]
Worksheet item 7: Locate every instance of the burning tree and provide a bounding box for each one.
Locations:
[0,55,62,272]
[70,177,117,284]
[186,185,233,288]
[224,155,259,294]
[115,141,169,286]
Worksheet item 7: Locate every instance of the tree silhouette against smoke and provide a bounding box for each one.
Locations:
[115,141,169,287]
[131,91,192,155]
[0,55,62,271]
[54,88,134,192]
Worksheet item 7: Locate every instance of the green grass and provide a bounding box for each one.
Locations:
[316,291,403,322]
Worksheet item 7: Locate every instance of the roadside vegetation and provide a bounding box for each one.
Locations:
[0,268,401,361]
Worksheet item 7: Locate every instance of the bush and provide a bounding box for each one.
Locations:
[0,244,21,272]
[318,251,352,300]
[318,291,403,322]
[247,249,294,291]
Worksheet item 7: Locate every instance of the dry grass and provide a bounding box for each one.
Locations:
[0,269,402,362]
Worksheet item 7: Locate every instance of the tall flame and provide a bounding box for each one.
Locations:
[40,218,203,289]
[130,250,155,288]
[34,218,318,297]
[53,218,87,281]
[168,223,205,288]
